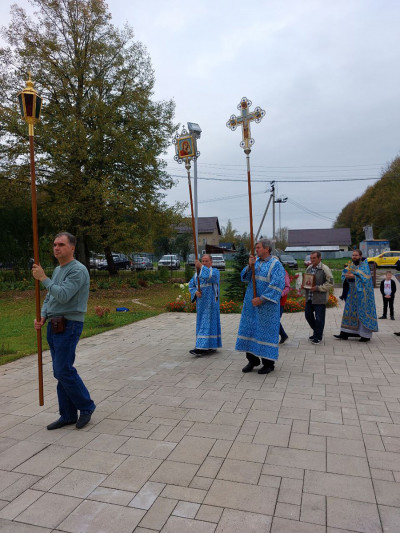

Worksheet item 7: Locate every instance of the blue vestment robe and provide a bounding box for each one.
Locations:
[189,266,222,349]
[235,256,285,361]
[341,259,378,336]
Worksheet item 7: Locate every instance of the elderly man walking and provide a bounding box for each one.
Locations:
[236,238,285,374]
[32,232,96,430]
[304,251,334,345]
[188,254,222,356]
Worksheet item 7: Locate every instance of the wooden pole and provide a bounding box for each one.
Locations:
[186,162,201,292]
[245,151,257,298]
[29,131,44,406]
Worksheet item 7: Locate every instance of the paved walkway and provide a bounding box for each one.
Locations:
[1,288,400,532]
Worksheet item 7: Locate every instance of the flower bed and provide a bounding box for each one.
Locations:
[166,277,338,314]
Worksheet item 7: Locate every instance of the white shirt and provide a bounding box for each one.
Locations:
[384,280,392,296]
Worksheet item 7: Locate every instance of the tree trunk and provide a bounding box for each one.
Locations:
[104,245,118,276]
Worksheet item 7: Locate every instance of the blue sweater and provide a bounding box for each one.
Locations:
[41,260,89,322]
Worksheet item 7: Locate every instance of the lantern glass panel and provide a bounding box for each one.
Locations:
[18,94,24,118]
[24,93,34,117]
[35,96,42,119]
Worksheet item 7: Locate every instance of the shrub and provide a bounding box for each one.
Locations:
[185,263,194,282]
[220,300,241,313]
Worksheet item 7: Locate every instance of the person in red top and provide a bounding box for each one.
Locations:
[279,270,291,343]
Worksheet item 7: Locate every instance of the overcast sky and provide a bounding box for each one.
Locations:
[2,0,400,239]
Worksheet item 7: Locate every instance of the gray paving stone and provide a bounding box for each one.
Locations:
[59,499,145,532]
[271,517,325,532]
[304,471,375,502]
[0,518,52,532]
[102,456,162,492]
[204,479,277,515]
[379,504,400,532]
[215,508,272,532]
[151,460,199,487]
[162,515,216,532]
[327,496,381,532]
[14,492,81,529]
[266,446,326,472]
[300,492,326,525]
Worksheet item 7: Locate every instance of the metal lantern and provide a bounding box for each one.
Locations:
[17,73,42,133]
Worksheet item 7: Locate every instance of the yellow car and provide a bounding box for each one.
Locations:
[367,251,400,269]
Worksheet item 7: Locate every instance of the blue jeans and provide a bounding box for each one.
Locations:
[47,320,95,421]
[279,305,287,338]
[305,301,326,341]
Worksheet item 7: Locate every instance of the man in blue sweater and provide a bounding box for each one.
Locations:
[32,232,95,430]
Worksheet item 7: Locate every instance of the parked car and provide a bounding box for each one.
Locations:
[279,254,298,269]
[131,256,153,271]
[158,254,180,270]
[98,253,132,270]
[304,254,312,267]
[210,254,226,270]
[187,254,196,266]
[89,253,104,269]
[367,251,400,268]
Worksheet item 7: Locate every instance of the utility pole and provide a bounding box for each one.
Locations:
[272,182,276,254]
[255,180,275,241]
[275,196,288,244]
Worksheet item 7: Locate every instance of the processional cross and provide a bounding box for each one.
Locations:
[227,97,266,296]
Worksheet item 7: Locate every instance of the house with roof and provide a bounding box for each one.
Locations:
[286,228,352,259]
[176,216,221,254]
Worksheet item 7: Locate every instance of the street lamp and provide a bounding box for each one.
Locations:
[18,73,44,406]
[187,122,201,260]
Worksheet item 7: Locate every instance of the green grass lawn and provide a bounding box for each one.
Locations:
[0,283,181,365]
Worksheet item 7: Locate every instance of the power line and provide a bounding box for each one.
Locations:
[164,158,383,169]
[287,198,335,222]
[168,173,386,184]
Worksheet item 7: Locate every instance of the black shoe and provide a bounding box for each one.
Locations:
[189,349,204,355]
[204,349,217,354]
[242,362,256,373]
[309,335,315,341]
[394,332,400,336]
[279,335,288,344]
[379,316,387,320]
[359,337,370,343]
[47,418,77,430]
[333,333,348,340]
[76,412,93,429]
[391,317,395,321]
[312,338,321,345]
[258,364,275,375]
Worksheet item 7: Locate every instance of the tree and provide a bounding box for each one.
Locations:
[224,243,249,301]
[275,226,288,251]
[0,0,179,273]
[220,219,239,244]
[334,157,400,249]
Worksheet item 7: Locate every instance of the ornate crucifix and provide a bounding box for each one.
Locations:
[227,97,266,296]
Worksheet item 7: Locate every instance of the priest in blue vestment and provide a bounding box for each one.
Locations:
[189,254,222,356]
[236,238,285,374]
[334,249,378,342]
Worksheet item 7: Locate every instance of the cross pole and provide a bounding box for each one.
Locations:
[173,129,201,292]
[226,97,266,297]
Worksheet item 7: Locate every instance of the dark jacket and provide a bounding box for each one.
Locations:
[380,279,396,298]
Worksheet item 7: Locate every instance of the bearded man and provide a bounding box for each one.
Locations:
[334,249,378,342]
